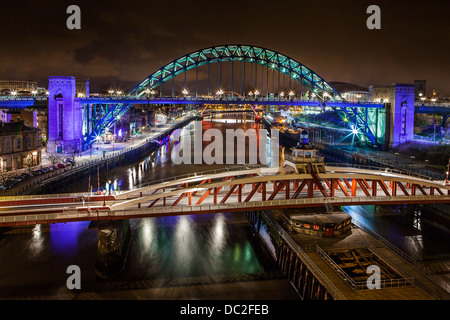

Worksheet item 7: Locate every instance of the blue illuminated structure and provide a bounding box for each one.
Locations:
[82,45,383,149]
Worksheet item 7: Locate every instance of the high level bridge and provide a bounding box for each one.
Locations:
[2,44,446,153]
[0,165,448,227]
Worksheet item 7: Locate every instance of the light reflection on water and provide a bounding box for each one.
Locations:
[125,213,265,280]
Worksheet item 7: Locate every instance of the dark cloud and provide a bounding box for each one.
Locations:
[0,0,449,95]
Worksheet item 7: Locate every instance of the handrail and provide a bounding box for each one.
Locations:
[133,164,265,189]
[325,162,433,181]
[352,219,450,298]
[259,210,346,300]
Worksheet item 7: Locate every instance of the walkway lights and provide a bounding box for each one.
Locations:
[289,91,295,99]
[280,92,285,99]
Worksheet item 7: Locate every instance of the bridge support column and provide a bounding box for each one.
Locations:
[386,83,415,148]
[95,219,132,278]
[47,76,84,154]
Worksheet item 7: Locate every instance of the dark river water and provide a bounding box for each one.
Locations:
[0,113,448,299]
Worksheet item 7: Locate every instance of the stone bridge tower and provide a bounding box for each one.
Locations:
[47,76,84,154]
[389,83,415,147]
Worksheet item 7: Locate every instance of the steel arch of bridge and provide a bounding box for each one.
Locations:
[84,44,378,149]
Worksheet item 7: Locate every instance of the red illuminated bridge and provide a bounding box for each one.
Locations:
[0,165,449,227]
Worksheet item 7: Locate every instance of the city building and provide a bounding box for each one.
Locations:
[0,121,43,172]
[414,80,427,100]
[328,82,369,102]
[0,80,38,95]
[368,84,391,103]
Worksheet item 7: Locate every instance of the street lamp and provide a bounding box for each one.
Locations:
[280,92,285,99]
[289,91,295,99]
[182,88,189,96]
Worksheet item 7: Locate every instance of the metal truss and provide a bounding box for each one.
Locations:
[83,44,379,149]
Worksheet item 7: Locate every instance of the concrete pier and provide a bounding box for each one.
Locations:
[95,219,132,278]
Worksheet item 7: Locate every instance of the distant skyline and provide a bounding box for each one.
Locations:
[0,0,448,95]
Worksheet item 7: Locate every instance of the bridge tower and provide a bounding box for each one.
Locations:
[386,83,415,148]
[47,76,84,154]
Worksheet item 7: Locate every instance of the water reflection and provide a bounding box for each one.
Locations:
[342,205,450,259]
[28,224,44,259]
[209,214,227,272]
[59,113,262,194]
[173,216,197,275]
[49,221,91,257]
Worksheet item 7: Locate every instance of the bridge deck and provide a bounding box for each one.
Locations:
[291,226,449,299]
[0,166,448,227]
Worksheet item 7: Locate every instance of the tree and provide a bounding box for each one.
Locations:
[64,140,80,160]
[46,152,63,166]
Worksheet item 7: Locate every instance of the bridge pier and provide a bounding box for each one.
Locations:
[246,210,334,300]
[47,76,84,154]
[95,219,132,278]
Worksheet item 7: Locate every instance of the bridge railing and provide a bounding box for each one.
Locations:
[351,219,450,298]
[259,210,347,300]
[129,164,267,190]
[325,162,434,181]
[315,244,414,290]
[2,194,447,225]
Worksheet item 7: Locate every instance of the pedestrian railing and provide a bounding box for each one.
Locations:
[351,219,450,298]
[325,162,433,181]
[315,244,414,290]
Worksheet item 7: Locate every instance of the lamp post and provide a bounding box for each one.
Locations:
[445,158,450,184]
[289,90,294,99]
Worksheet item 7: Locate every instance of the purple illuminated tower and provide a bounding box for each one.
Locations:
[389,84,415,147]
[47,76,84,154]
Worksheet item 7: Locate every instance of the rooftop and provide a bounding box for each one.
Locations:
[0,121,40,135]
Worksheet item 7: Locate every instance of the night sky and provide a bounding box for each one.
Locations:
[1,0,449,95]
